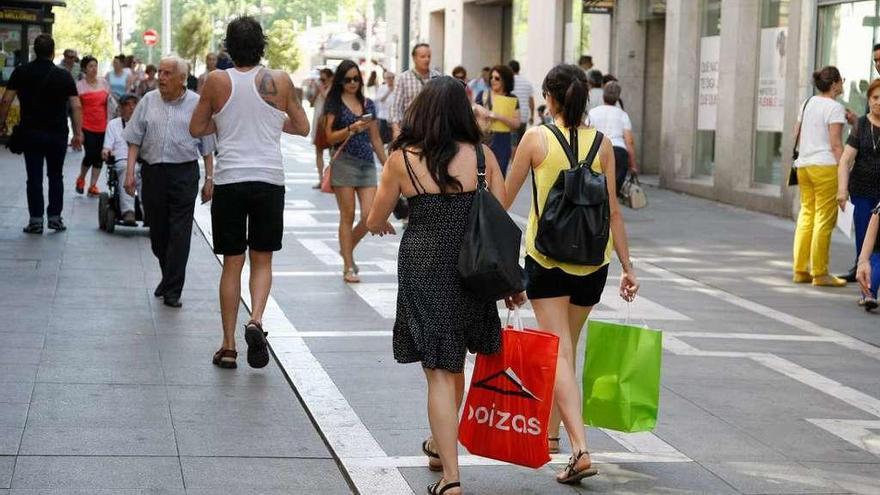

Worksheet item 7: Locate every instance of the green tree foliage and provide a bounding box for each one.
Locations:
[265,19,301,73]
[53,0,113,60]
[175,9,213,69]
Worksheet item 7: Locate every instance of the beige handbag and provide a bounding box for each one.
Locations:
[621,173,648,210]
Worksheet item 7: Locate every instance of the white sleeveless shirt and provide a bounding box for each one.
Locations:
[213,66,287,186]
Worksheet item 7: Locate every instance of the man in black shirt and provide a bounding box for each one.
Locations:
[0,34,83,234]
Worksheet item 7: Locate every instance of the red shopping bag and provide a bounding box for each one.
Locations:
[459,310,559,468]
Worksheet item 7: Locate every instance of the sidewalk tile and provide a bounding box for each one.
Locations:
[10,456,183,489]
[0,456,12,488]
[0,429,21,456]
[26,384,171,428]
[174,424,329,458]
[18,426,177,456]
[180,457,351,493]
[701,461,847,494]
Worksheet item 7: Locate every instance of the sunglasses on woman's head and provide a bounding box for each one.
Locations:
[491,76,501,81]
[344,76,362,84]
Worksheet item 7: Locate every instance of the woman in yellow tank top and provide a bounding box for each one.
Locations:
[504,64,640,485]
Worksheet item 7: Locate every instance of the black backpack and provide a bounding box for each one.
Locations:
[530,125,609,265]
[458,144,525,301]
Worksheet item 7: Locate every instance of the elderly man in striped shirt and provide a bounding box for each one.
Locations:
[123,56,216,308]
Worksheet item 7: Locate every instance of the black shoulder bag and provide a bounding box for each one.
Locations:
[531,124,609,265]
[457,144,524,301]
[789,97,812,186]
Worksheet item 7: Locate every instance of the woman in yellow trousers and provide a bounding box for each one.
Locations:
[793,66,849,287]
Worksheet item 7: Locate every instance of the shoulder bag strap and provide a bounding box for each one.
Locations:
[793,97,811,154]
[474,144,487,190]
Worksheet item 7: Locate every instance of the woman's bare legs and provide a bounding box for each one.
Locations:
[424,368,462,494]
[547,303,592,448]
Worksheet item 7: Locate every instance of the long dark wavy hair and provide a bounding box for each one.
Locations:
[326,60,365,130]
[391,76,482,194]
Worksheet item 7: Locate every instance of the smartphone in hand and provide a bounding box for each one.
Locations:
[360,113,374,122]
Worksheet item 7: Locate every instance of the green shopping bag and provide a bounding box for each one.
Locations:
[582,320,662,432]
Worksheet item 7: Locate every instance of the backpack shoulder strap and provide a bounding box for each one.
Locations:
[475,143,487,190]
[543,123,577,168]
[580,130,605,173]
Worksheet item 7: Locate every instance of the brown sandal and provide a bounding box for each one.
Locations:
[421,438,443,472]
[548,437,560,454]
[212,348,238,369]
[556,450,598,484]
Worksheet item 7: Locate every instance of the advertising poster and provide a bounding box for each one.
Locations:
[697,35,720,131]
[757,27,787,132]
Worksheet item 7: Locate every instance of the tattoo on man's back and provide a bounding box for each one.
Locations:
[258,72,278,108]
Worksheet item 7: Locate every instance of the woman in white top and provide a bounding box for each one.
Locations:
[792,66,848,287]
[587,81,636,192]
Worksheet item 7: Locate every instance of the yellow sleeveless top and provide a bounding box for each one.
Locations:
[526,126,613,276]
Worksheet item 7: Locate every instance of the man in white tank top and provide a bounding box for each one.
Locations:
[190,16,309,370]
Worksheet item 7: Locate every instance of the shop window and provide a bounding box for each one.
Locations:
[0,24,23,84]
[816,1,877,116]
[695,0,721,178]
[753,0,790,186]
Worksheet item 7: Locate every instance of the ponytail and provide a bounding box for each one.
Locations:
[542,65,588,128]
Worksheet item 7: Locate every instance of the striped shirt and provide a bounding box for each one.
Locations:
[512,75,534,124]
[389,68,442,124]
[123,89,215,164]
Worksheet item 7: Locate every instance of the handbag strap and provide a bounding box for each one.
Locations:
[475,143,487,190]
[531,126,605,217]
[793,96,811,154]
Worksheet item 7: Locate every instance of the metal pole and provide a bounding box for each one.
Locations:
[148,45,153,65]
[161,0,171,56]
[402,0,410,71]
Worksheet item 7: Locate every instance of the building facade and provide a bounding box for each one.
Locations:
[397,0,878,218]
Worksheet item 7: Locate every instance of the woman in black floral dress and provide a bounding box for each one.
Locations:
[367,77,523,495]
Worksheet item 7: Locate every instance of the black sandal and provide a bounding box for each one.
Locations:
[556,450,598,484]
[244,321,270,369]
[421,439,443,472]
[427,480,460,494]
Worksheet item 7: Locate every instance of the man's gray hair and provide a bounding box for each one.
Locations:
[603,81,621,105]
[160,55,189,76]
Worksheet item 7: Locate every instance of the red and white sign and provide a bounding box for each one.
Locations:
[143,29,158,46]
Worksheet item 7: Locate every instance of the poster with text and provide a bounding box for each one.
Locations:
[698,36,720,131]
[757,27,787,133]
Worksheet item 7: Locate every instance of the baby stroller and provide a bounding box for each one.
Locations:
[98,155,146,233]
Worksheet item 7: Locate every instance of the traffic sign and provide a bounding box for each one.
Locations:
[143,29,158,46]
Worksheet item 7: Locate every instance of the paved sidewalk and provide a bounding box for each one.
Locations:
[0,148,353,493]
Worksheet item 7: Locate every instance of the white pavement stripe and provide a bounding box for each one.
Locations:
[806,419,880,456]
[640,263,880,362]
[665,332,838,342]
[274,271,392,277]
[193,204,415,495]
[344,451,692,469]
[598,430,685,455]
[750,354,880,418]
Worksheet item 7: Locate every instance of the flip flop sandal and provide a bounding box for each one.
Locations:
[212,348,238,369]
[427,480,460,495]
[548,437,560,454]
[244,321,270,369]
[421,439,443,472]
[556,450,598,484]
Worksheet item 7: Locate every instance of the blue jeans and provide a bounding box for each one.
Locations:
[851,195,880,297]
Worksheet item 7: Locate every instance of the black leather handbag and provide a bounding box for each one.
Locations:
[789,97,812,186]
[531,125,609,265]
[457,144,524,301]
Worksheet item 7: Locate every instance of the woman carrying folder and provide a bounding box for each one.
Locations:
[476,65,520,175]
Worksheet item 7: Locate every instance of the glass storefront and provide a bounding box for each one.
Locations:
[0,23,24,84]
[695,0,721,178]
[753,0,790,186]
[816,1,878,116]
